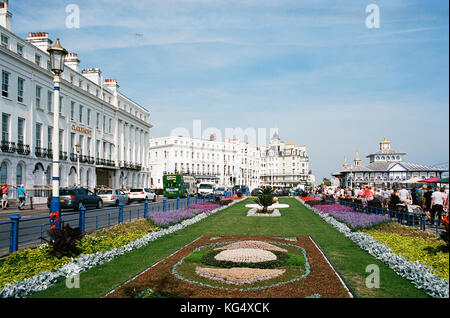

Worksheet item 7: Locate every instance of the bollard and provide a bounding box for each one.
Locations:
[144,200,148,218]
[9,214,21,254]
[176,197,180,210]
[163,198,167,212]
[195,195,198,204]
[436,218,440,235]
[187,196,190,207]
[79,206,86,233]
[118,203,124,224]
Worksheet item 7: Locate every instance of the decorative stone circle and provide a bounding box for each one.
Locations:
[215,240,288,253]
[195,266,286,285]
[214,248,277,263]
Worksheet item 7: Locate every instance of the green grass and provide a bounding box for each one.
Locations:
[31,198,430,298]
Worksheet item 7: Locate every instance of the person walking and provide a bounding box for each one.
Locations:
[17,184,26,210]
[423,186,433,222]
[399,185,410,204]
[430,187,446,225]
[1,184,9,209]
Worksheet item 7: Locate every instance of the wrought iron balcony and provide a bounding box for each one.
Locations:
[16,143,30,155]
[70,152,77,162]
[1,140,16,153]
[35,147,48,158]
[59,151,68,161]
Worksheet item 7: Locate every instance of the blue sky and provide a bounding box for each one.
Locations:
[9,0,449,182]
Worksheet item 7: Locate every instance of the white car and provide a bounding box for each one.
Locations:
[198,183,215,196]
[97,189,130,206]
[128,188,156,202]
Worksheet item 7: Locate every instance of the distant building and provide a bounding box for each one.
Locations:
[260,133,314,189]
[332,138,447,188]
[148,135,260,190]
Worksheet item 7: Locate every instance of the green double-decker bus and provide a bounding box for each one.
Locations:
[163,174,197,198]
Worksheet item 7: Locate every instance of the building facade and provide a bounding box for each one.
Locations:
[260,133,314,189]
[332,138,447,188]
[0,2,152,202]
[148,135,261,190]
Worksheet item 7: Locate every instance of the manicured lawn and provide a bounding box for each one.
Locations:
[31,198,429,298]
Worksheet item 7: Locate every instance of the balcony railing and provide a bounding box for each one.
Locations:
[1,140,16,153]
[59,151,68,161]
[35,147,48,158]
[16,143,30,156]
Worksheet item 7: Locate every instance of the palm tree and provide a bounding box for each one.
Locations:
[254,187,275,214]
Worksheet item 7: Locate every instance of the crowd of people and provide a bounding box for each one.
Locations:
[312,184,449,225]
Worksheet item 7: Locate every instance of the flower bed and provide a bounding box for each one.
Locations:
[363,224,449,280]
[327,211,391,230]
[105,236,353,298]
[1,200,243,298]
[148,202,221,227]
[297,198,449,298]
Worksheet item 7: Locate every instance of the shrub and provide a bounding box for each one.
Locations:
[285,253,306,266]
[201,250,289,269]
[42,225,83,259]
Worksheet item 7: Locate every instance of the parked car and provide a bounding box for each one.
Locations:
[97,189,130,206]
[197,183,215,196]
[47,188,103,211]
[128,188,156,202]
[214,186,226,196]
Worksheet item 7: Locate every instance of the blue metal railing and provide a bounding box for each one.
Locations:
[1,193,226,257]
[304,195,441,234]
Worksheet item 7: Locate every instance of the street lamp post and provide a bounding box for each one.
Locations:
[75,143,81,187]
[47,39,68,229]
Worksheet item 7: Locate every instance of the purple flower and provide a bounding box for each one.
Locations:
[148,203,221,227]
[327,211,391,229]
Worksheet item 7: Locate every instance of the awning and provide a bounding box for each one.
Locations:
[418,176,441,183]
[399,177,423,184]
[431,177,449,183]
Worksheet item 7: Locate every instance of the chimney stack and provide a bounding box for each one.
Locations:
[65,52,80,72]
[82,68,102,86]
[26,32,53,53]
[0,0,12,31]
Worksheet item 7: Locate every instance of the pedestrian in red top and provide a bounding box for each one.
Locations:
[1,184,9,209]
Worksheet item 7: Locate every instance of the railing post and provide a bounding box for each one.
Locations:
[195,194,198,205]
[436,218,440,235]
[144,200,148,218]
[163,198,167,212]
[187,196,190,207]
[118,203,124,224]
[176,197,180,210]
[422,214,426,231]
[79,206,86,233]
[9,214,21,254]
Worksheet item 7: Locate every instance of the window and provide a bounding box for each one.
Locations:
[17,118,25,144]
[16,164,23,186]
[1,34,8,47]
[79,105,83,123]
[0,162,7,184]
[48,126,53,149]
[2,70,9,97]
[70,102,75,120]
[35,123,42,147]
[103,115,106,131]
[17,78,24,102]
[35,85,42,108]
[16,43,23,56]
[109,118,112,133]
[59,96,63,115]
[47,91,53,112]
[2,113,10,141]
[87,108,91,125]
[35,54,41,66]
[96,113,99,129]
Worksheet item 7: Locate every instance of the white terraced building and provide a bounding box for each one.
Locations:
[148,135,261,191]
[0,1,152,203]
[332,138,447,188]
[260,132,314,189]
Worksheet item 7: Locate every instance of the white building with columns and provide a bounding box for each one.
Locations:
[148,135,261,191]
[0,1,152,202]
